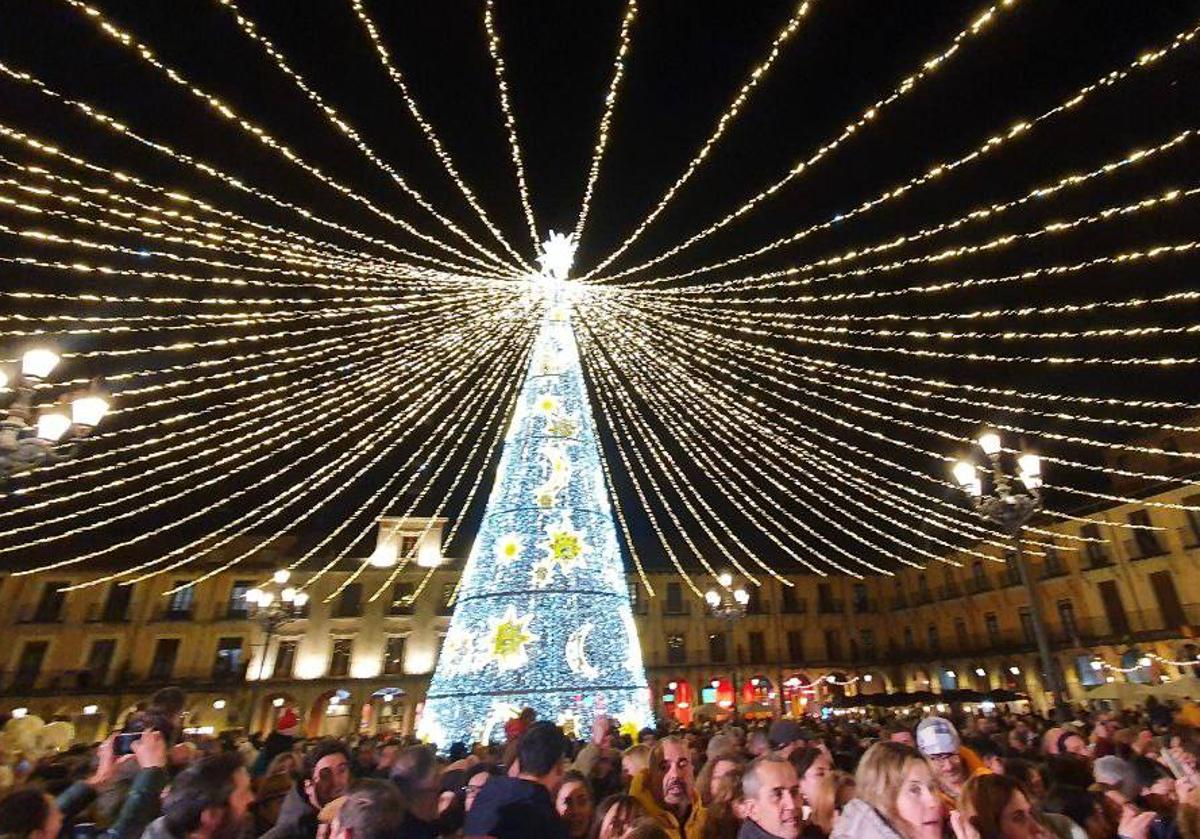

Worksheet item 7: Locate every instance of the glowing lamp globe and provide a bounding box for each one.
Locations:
[292,592,310,608]
[733,588,750,605]
[978,431,1002,456]
[71,394,109,428]
[272,569,291,585]
[717,571,733,588]
[36,410,72,442]
[952,460,976,487]
[22,348,60,380]
[245,588,263,605]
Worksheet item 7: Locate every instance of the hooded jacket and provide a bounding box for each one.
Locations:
[829,799,906,839]
[628,768,708,839]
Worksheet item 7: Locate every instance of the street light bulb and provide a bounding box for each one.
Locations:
[259,591,274,607]
[967,478,983,498]
[36,411,71,442]
[1090,659,1104,671]
[1017,453,1041,477]
[863,674,873,683]
[0,371,8,390]
[952,460,976,487]
[1018,473,1042,491]
[21,348,60,380]
[71,394,109,428]
[273,697,285,708]
[292,592,309,607]
[978,431,1002,456]
[272,569,291,584]
[975,667,986,677]
[945,670,957,679]
[281,587,296,603]
[1008,665,1020,675]
[717,572,733,588]
[733,588,750,605]
[212,699,226,710]
[1138,656,1152,668]
[704,590,720,607]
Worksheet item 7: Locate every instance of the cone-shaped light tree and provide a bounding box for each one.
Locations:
[419,234,652,748]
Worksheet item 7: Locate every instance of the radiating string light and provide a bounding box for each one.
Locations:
[0,61,496,275]
[347,0,531,270]
[2,310,509,551]
[583,0,816,278]
[621,128,1197,289]
[483,0,540,249]
[593,298,1200,513]
[665,184,1200,297]
[59,0,513,275]
[572,0,638,244]
[595,14,1198,285]
[210,0,522,274]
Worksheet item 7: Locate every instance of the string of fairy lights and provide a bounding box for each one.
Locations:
[0,0,1196,638]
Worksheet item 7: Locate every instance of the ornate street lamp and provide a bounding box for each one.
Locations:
[705,572,751,714]
[247,568,310,682]
[1,348,108,484]
[952,429,1068,721]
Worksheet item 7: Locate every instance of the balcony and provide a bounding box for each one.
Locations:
[965,577,993,595]
[817,599,845,615]
[891,594,908,610]
[1123,538,1170,561]
[1180,526,1200,551]
[852,599,876,615]
[17,604,65,624]
[939,584,961,601]
[999,569,1022,588]
[86,603,134,623]
[663,602,692,617]
[1040,562,1069,580]
[912,590,933,606]
[779,598,807,615]
[151,606,194,622]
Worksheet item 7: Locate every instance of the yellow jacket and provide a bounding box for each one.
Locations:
[629,768,708,839]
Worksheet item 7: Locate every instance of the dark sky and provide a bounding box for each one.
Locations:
[0,0,1197,578]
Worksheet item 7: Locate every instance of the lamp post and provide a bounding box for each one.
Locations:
[244,569,309,729]
[1,348,108,485]
[705,572,750,717]
[952,430,1068,721]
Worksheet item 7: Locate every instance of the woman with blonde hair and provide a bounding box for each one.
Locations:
[830,741,944,839]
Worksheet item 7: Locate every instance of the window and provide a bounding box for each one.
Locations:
[101,584,133,622]
[708,632,728,663]
[1099,580,1130,635]
[13,641,49,689]
[666,634,686,665]
[927,624,940,654]
[971,561,989,592]
[628,582,648,615]
[1185,495,1200,546]
[824,629,842,661]
[335,584,363,618]
[1129,511,1163,556]
[84,639,116,686]
[893,578,907,607]
[1018,609,1035,644]
[212,637,243,679]
[437,584,454,616]
[786,630,804,662]
[853,583,869,613]
[1003,551,1020,586]
[167,582,194,618]
[149,639,180,681]
[748,632,767,664]
[390,583,415,615]
[745,587,764,615]
[780,585,802,614]
[985,613,1000,646]
[1081,524,1110,566]
[1058,600,1078,640]
[228,581,253,619]
[329,639,353,677]
[861,629,876,658]
[273,640,297,679]
[383,636,406,676]
[33,582,67,622]
[954,617,970,649]
[665,583,685,615]
[917,575,930,602]
[400,534,420,558]
[1149,571,1187,628]
[1042,543,1063,577]
[903,626,914,650]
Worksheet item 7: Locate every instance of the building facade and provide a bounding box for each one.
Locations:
[3,483,1200,740]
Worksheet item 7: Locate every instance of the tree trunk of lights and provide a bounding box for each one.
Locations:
[419,301,651,748]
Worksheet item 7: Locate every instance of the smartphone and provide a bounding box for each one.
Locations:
[113,732,142,757]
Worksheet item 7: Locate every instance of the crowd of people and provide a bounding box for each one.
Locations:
[3,688,1200,839]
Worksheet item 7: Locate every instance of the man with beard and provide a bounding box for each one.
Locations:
[144,753,255,839]
[739,756,802,839]
[629,736,707,838]
[915,717,987,805]
[263,741,352,839]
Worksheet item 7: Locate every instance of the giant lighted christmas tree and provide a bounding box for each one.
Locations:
[418,234,652,748]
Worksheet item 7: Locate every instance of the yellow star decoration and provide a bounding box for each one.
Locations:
[486,605,537,671]
[538,513,589,578]
[546,412,579,438]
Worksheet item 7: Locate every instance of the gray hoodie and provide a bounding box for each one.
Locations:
[829,799,906,839]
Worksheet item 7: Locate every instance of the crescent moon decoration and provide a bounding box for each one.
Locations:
[566,622,600,680]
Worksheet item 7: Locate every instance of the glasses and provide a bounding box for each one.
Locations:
[927,753,961,764]
[462,784,485,796]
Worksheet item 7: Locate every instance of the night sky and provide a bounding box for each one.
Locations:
[1,0,1197,578]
